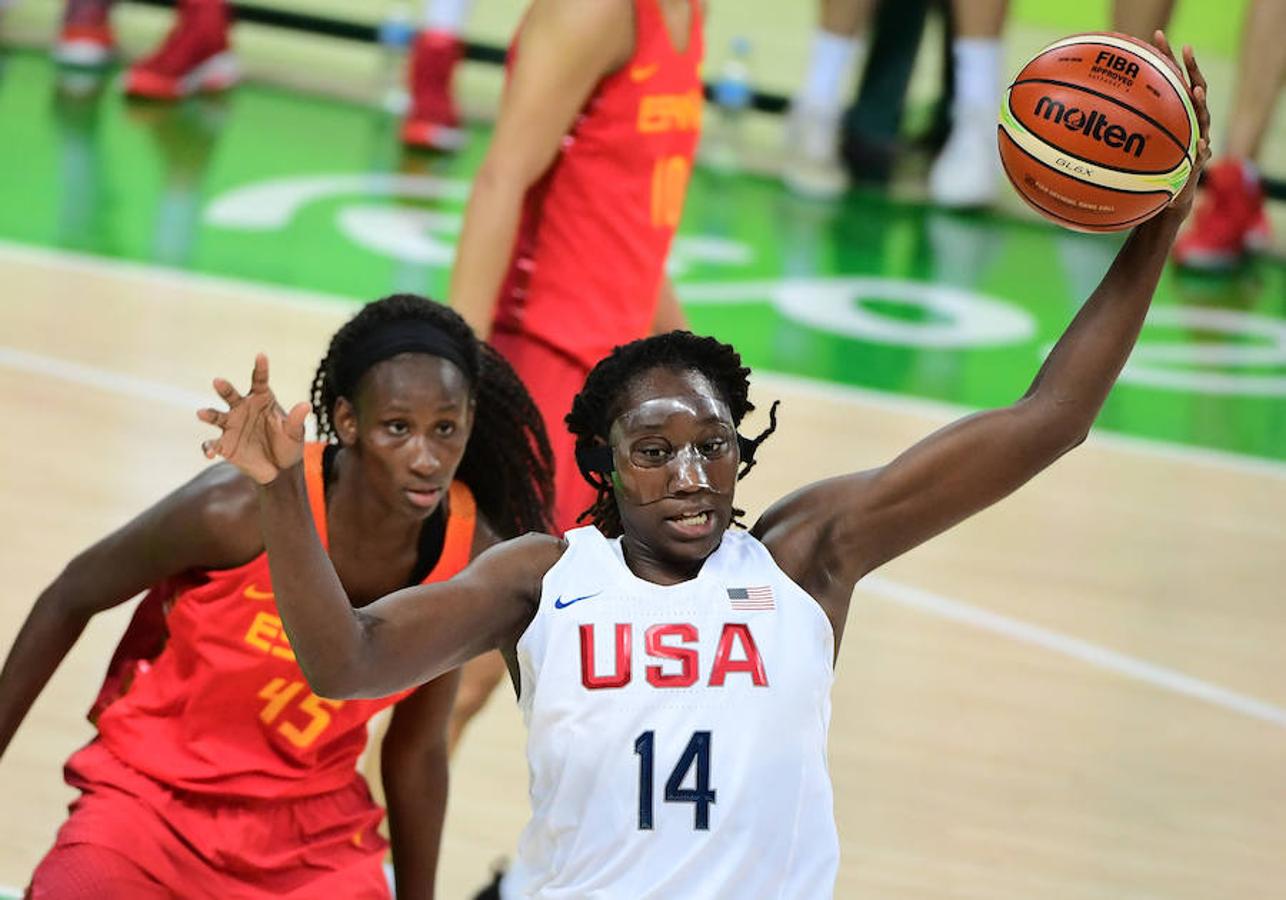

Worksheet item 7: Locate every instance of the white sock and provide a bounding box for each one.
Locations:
[953,37,1002,109]
[421,0,471,34]
[797,29,865,114]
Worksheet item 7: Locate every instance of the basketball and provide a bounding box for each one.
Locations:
[997,32,1199,232]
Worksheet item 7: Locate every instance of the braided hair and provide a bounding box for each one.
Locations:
[565,331,778,537]
[310,294,555,539]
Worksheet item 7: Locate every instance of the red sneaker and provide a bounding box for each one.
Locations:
[124,0,237,100]
[55,0,115,67]
[401,30,466,152]
[1173,157,1271,270]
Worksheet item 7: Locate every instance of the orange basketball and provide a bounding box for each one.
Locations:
[997,32,1199,232]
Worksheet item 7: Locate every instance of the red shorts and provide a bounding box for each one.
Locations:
[490,327,599,534]
[28,740,389,899]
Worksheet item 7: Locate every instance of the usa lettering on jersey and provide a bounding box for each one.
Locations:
[579,622,769,689]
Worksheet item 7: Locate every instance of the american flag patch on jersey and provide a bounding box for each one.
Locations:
[727,586,774,610]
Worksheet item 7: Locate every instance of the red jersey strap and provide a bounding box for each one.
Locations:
[303,443,330,549]
[426,482,476,584]
[635,0,701,61]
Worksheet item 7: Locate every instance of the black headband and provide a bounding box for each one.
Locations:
[333,320,474,398]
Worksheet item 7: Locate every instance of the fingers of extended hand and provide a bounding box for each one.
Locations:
[1153,31,1177,69]
[196,407,228,428]
[1187,60,1211,138]
[250,353,270,394]
[213,377,242,406]
[286,401,311,440]
[201,438,221,460]
[1183,45,1207,94]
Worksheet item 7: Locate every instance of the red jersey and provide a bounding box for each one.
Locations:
[91,444,477,800]
[494,0,704,368]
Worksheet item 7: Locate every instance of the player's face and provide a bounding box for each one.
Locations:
[609,367,739,572]
[340,353,474,519]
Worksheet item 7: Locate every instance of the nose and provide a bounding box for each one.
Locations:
[668,445,711,494]
[408,435,441,478]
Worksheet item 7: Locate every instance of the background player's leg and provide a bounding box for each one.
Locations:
[1174,0,1285,268]
[28,843,171,899]
[54,0,115,67]
[1223,0,1286,163]
[1110,0,1176,40]
[402,0,473,150]
[123,0,237,101]
[783,0,877,197]
[449,651,509,753]
[927,0,1008,208]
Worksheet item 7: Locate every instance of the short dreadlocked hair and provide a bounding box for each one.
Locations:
[310,294,554,539]
[565,331,777,537]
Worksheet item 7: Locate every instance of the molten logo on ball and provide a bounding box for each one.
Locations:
[1033,96,1147,157]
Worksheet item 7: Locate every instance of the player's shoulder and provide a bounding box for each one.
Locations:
[184,462,261,531]
[164,462,264,560]
[471,530,568,583]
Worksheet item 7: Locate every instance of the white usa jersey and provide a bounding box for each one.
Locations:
[503,527,838,899]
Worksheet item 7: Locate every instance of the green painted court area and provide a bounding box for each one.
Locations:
[1,49,1283,462]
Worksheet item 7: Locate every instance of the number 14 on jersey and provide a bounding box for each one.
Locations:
[634,730,716,830]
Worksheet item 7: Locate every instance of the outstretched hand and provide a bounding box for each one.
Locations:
[1152,31,1212,217]
[198,354,310,485]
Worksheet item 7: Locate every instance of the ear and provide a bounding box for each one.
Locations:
[333,396,359,447]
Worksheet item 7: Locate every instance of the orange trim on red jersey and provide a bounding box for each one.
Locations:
[429,482,477,583]
[303,443,330,549]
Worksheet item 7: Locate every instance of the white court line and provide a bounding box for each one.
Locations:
[861,576,1286,728]
[4,237,1283,481]
[2,345,1282,729]
[0,347,210,410]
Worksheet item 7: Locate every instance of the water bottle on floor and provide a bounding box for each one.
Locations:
[377,1,415,115]
[702,36,754,172]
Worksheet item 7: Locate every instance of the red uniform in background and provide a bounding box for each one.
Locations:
[29,444,477,899]
[490,0,703,531]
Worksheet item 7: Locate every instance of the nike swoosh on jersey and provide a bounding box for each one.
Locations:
[630,63,659,82]
[244,584,275,601]
[554,591,602,609]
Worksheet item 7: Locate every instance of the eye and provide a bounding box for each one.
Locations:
[434,420,458,438]
[385,419,410,436]
[631,442,671,465]
[701,437,728,457]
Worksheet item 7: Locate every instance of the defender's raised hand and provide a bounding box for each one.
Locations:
[198,353,310,485]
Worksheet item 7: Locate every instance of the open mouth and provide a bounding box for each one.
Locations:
[665,509,717,538]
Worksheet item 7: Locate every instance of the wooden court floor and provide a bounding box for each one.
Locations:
[1,242,1284,898]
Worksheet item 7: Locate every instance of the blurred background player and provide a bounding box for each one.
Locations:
[0,296,553,899]
[1113,0,1283,269]
[784,0,1009,204]
[403,0,474,150]
[444,0,702,749]
[52,0,473,151]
